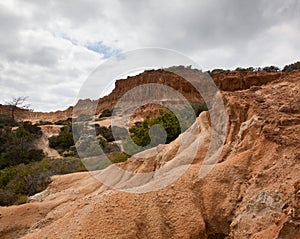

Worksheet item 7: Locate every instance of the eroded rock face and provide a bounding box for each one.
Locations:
[0,68,285,122]
[211,70,283,91]
[0,105,73,123]
[0,70,300,239]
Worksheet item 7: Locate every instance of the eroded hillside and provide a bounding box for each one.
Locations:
[0,70,300,239]
[0,68,284,122]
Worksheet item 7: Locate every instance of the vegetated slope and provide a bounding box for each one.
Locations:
[0,70,300,239]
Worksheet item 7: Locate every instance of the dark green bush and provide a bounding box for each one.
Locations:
[190,101,209,117]
[76,135,121,157]
[85,143,101,157]
[129,117,152,147]
[35,120,53,126]
[0,125,44,169]
[22,121,42,137]
[54,118,72,126]
[235,67,252,72]
[99,109,112,118]
[0,114,13,127]
[108,152,130,163]
[49,126,74,151]
[210,69,230,74]
[283,62,300,72]
[126,104,208,155]
[96,126,114,142]
[262,66,280,72]
[129,110,181,147]
[103,142,120,154]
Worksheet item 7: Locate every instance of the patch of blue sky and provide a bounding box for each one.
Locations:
[61,34,79,46]
[85,41,121,59]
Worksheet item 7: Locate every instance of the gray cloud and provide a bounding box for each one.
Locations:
[0,0,300,111]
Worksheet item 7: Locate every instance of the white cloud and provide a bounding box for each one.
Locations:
[0,25,104,111]
[0,0,300,111]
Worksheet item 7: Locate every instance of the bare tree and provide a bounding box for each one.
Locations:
[5,96,30,122]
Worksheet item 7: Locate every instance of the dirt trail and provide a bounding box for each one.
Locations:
[35,125,62,159]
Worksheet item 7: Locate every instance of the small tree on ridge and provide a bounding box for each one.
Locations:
[6,96,30,122]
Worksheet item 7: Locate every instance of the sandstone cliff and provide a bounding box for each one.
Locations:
[0,69,299,239]
[0,105,73,124]
[1,68,284,122]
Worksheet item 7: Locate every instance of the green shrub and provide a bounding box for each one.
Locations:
[54,118,72,126]
[189,101,209,117]
[129,117,152,147]
[49,126,74,151]
[99,109,112,118]
[35,120,53,126]
[129,110,182,148]
[96,126,114,142]
[125,105,208,155]
[283,62,300,72]
[262,66,280,72]
[0,125,44,169]
[0,157,86,206]
[210,69,230,74]
[103,142,120,153]
[85,143,101,157]
[22,121,42,137]
[0,114,13,127]
[14,195,28,205]
[0,189,18,205]
[62,150,77,157]
[235,67,252,72]
[108,152,130,164]
[76,135,121,157]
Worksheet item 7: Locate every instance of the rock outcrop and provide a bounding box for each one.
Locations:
[0,69,300,239]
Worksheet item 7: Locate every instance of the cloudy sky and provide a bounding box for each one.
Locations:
[0,0,300,112]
